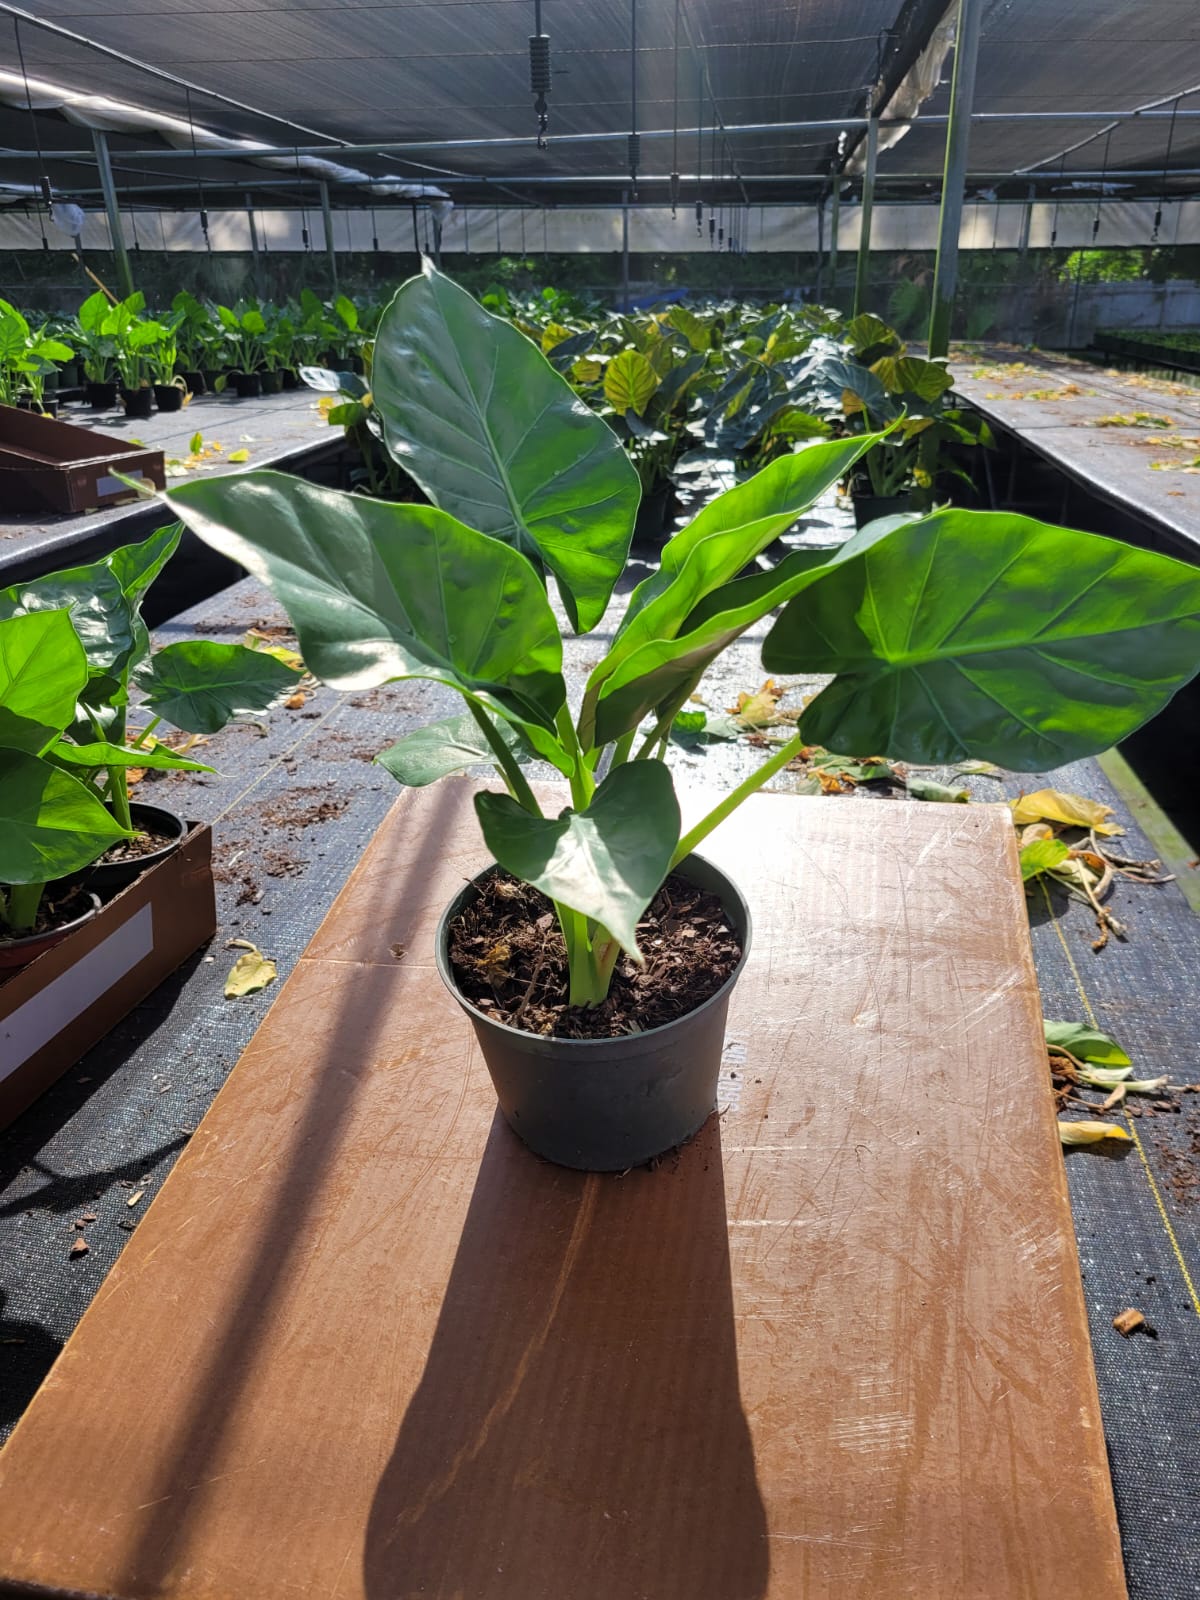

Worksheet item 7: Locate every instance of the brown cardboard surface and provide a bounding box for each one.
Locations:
[0,825,216,1128]
[0,783,1126,1599]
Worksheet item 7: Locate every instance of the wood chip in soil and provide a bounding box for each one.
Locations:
[448,870,742,1041]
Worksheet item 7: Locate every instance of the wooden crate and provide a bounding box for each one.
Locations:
[0,403,165,514]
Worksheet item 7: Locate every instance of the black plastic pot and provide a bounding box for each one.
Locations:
[634,482,677,545]
[852,491,912,529]
[122,387,154,420]
[281,369,299,390]
[154,384,185,413]
[86,380,119,409]
[436,854,752,1171]
[0,892,102,971]
[16,397,57,417]
[202,368,223,392]
[232,371,262,399]
[260,369,284,395]
[180,370,206,396]
[84,803,187,894]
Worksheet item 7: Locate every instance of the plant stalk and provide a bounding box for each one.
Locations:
[7,881,45,933]
[669,730,805,870]
[466,701,541,816]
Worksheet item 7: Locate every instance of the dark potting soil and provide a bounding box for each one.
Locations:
[448,871,743,1040]
[98,823,179,864]
[0,882,96,943]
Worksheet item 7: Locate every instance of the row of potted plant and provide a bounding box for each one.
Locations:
[0,288,378,419]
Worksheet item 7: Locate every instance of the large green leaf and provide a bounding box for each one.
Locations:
[475,761,680,959]
[579,433,886,748]
[603,349,659,417]
[0,610,88,754]
[370,263,640,632]
[376,709,524,787]
[0,747,131,886]
[163,471,568,739]
[133,640,298,734]
[763,508,1200,769]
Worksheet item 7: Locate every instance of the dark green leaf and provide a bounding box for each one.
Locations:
[163,470,568,737]
[133,640,297,734]
[475,761,680,958]
[370,263,640,632]
[764,509,1200,770]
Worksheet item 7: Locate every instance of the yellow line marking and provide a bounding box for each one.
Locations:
[1041,881,1200,1320]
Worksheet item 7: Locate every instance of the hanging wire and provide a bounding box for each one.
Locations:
[520,208,527,256]
[1151,97,1181,243]
[295,148,311,249]
[695,60,704,235]
[529,0,551,149]
[1048,152,1068,249]
[130,205,141,253]
[12,19,51,249]
[542,207,548,255]
[627,0,640,187]
[708,93,717,246]
[669,0,681,216]
[185,88,211,251]
[495,207,502,252]
[1069,128,1113,348]
[370,204,380,253]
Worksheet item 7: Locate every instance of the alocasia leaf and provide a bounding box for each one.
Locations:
[377,710,525,787]
[163,471,570,761]
[475,761,680,958]
[0,748,131,885]
[133,640,298,733]
[0,610,87,753]
[370,262,640,633]
[764,509,1200,770]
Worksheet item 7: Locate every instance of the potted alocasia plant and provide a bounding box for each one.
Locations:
[0,525,299,961]
[161,265,1200,1172]
[0,299,73,416]
[216,303,267,397]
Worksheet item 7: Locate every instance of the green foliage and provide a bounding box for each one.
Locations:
[161,269,1200,1016]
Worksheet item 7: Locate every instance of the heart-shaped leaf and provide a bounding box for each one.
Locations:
[603,349,659,417]
[133,640,298,733]
[0,747,131,885]
[371,263,640,633]
[0,610,88,754]
[764,509,1200,770]
[475,760,680,958]
[377,709,524,787]
[163,471,568,744]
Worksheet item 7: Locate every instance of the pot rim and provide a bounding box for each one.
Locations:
[0,890,102,953]
[435,851,752,1052]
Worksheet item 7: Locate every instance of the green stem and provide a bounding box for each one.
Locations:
[669,731,805,871]
[129,714,162,750]
[466,701,541,816]
[556,706,593,808]
[608,729,637,770]
[7,881,46,933]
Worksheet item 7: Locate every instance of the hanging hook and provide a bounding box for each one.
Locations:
[529,0,551,149]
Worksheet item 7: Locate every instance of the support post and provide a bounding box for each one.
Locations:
[814,195,826,300]
[245,193,263,297]
[1017,182,1034,258]
[319,180,338,294]
[928,0,985,358]
[91,129,134,299]
[829,178,840,301]
[621,189,631,312]
[852,113,878,318]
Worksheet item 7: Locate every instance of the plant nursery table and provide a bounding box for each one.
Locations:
[0,783,1126,1600]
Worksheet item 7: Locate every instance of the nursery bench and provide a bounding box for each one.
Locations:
[0,783,1126,1599]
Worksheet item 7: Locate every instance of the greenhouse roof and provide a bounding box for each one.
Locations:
[0,0,1198,212]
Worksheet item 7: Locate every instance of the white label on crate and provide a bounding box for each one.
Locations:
[97,473,146,499]
[0,904,155,1080]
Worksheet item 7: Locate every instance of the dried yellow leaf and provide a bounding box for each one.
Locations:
[1058,1121,1132,1146]
[1011,789,1123,835]
[224,942,278,999]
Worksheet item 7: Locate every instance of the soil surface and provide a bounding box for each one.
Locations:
[0,883,97,943]
[97,821,180,865]
[448,870,743,1040]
